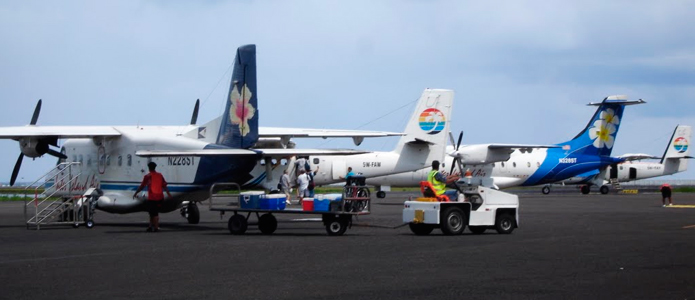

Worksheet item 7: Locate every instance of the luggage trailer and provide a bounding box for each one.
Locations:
[208,183,371,236]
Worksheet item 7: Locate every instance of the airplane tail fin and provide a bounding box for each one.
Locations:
[393,89,454,167]
[557,95,645,156]
[216,44,259,149]
[661,125,692,173]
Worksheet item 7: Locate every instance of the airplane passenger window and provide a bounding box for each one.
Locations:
[271,159,278,165]
[127,154,132,166]
[527,162,531,168]
[106,155,111,166]
[501,162,505,168]
[280,159,288,165]
[118,155,122,167]
[513,162,517,168]
[79,155,83,163]
[537,162,541,167]
[620,166,623,170]
[259,159,265,165]
[87,156,92,166]
[313,158,319,164]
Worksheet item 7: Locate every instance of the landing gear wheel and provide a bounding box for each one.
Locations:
[599,185,610,195]
[85,220,95,229]
[186,203,200,224]
[469,226,486,234]
[376,191,386,198]
[580,185,591,195]
[409,223,434,235]
[258,214,278,235]
[541,186,550,195]
[440,207,467,235]
[72,223,79,228]
[495,214,515,234]
[228,214,248,235]
[325,216,349,236]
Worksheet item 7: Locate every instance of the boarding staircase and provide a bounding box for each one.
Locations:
[24,162,93,230]
[609,178,622,190]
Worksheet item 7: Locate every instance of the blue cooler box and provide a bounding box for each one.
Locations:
[240,191,265,209]
[313,197,330,212]
[324,193,343,212]
[260,194,287,210]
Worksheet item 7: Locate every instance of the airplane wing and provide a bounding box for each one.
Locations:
[487,144,561,150]
[617,153,661,161]
[0,126,122,139]
[449,143,561,165]
[260,127,404,146]
[136,148,368,157]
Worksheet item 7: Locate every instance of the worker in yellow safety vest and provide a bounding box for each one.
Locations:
[427,160,460,201]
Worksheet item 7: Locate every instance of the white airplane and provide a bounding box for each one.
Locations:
[242,89,454,191]
[0,44,403,223]
[550,125,692,194]
[366,96,645,197]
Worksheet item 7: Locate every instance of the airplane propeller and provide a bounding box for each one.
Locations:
[448,131,463,174]
[10,99,67,186]
[190,99,200,125]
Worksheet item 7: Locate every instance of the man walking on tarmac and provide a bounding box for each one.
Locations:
[134,162,172,232]
[428,160,460,201]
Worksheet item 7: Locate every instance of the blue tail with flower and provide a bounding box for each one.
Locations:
[556,96,645,157]
[216,44,259,149]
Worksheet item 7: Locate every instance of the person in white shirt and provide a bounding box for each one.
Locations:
[280,169,292,205]
[296,169,310,204]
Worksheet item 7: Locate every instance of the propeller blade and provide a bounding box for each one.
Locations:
[449,158,456,175]
[456,131,463,151]
[10,153,24,186]
[30,99,42,125]
[448,132,456,147]
[190,99,200,125]
[47,149,68,159]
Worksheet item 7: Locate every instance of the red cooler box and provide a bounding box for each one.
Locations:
[302,198,314,211]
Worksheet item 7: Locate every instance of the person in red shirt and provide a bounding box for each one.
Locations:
[133,162,172,232]
[660,183,673,207]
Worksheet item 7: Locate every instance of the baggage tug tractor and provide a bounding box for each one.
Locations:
[403,183,519,235]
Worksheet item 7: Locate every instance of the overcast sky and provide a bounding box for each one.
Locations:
[1,1,695,183]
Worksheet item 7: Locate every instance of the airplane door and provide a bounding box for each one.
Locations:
[629,167,637,180]
[332,160,346,180]
[609,164,618,179]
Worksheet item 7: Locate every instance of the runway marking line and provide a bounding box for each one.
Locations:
[665,205,695,208]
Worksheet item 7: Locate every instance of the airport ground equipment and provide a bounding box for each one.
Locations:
[24,162,98,230]
[209,183,371,236]
[403,184,519,235]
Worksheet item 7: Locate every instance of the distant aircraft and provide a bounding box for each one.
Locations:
[243,89,454,191]
[549,125,692,194]
[366,96,645,197]
[0,44,401,223]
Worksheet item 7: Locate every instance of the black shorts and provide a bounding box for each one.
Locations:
[662,191,672,198]
[147,200,162,217]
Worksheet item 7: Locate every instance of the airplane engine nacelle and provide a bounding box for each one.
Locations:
[454,144,513,165]
[18,138,49,158]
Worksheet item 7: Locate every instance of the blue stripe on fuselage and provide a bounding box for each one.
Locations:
[522,148,623,186]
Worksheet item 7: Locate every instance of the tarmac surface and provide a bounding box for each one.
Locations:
[1,189,694,300]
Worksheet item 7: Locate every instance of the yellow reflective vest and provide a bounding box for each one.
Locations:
[427,170,446,196]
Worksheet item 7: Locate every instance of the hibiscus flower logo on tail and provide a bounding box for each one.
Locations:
[229,84,255,137]
[588,108,620,149]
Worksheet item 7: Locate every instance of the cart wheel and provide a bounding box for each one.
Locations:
[541,186,550,195]
[376,191,385,198]
[409,223,433,235]
[440,207,467,235]
[85,220,95,229]
[599,185,610,195]
[469,226,486,234]
[72,223,79,228]
[325,216,349,236]
[186,203,200,224]
[228,214,248,235]
[495,214,515,234]
[580,185,590,194]
[258,214,277,235]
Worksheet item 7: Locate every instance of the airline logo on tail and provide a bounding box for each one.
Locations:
[229,84,255,137]
[418,108,446,135]
[589,108,620,149]
[674,137,689,153]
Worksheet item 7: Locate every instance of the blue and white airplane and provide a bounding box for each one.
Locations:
[0,44,403,223]
[551,124,692,194]
[366,96,645,197]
